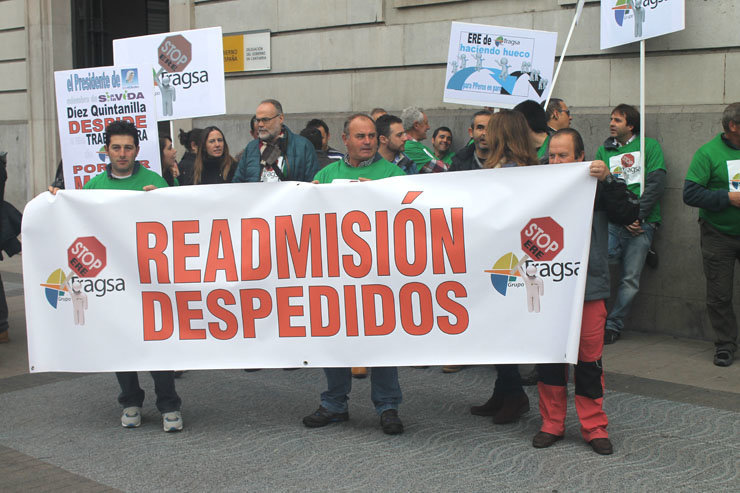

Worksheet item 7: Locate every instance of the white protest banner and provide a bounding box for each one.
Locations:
[54,65,160,190]
[600,0,685,50]
[444,22,557,108]
[23,166,595,373]
[113,27,225,121]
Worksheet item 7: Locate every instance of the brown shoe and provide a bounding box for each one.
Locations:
[442,365,463,373]
[532,431,563,448]
[0,330,8,344]
[492,393,530,424]
[589,438,613,455]
[470,394,503,416]
[351,367,368,379]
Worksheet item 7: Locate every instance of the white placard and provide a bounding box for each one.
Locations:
[113,27,226,121]
[54,65,160,190]
[443,22,557,108]
[600,0,685,50]
[23,166,596,372]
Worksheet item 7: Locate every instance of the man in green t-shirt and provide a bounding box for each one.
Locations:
[431,126,455,166]
[595,104,667,345]
[684,102,740,367]
[400,106,448,173]
[49,121,181,432]
[305,114,405,435]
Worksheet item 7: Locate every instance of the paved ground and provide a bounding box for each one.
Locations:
[0,255,738,492]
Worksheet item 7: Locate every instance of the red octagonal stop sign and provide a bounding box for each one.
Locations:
[158,34,192,73]
[521,217,564,262]
[68,236,107,278]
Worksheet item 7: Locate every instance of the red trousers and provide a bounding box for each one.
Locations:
[537,299,609,441]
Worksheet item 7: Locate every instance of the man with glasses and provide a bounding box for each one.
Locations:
[545,98,573,134]
[233,99,318,183]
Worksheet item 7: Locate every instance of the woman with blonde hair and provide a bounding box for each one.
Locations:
[183,126,236,185]
[470,108,540,426]
[483,110,539,169]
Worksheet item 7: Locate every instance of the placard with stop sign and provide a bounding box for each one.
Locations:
[158,34,192,72]
[68,237,107,278]
[521,217,564,261]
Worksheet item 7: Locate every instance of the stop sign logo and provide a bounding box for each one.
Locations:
[68,237,107,278]
[520,217,564,261]
[158,34,192,73]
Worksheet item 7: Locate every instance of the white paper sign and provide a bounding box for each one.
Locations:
[444,22,557,108]
[600,0,685,50]
[727,160,740,191]
[113,27,226,121]
[608,151,643,188]
[54,65,160,190]
[23,166,596,373]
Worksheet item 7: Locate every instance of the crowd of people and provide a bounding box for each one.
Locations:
[46,98,740,456]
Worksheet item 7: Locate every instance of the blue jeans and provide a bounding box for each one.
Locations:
[321,367,402,415]
[606,222,655,333]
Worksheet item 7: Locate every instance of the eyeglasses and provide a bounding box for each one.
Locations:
[255,114,282,124]
[559,109,571,116]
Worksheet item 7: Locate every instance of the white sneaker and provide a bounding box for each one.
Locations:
[121,407,142,428]
[162,411,183,432]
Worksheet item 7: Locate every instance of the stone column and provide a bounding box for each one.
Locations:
[25,0,72,197]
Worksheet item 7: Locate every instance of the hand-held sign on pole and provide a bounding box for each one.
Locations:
[545,0,585,109]
[640,39,645,197]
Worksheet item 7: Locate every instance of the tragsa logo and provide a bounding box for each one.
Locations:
[612,0,633,27]
[40,268,70,308]
[732,173,740,190]
[484,252,524,296]
[612,166,624,181]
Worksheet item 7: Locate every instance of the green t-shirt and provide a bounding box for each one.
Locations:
[313,158,406,183]
[83,165,169,191]
[439,151,455,166]
[595,137,666,223]
[537,135,550,161]
[686,133,740,235]
[404,140,436,171]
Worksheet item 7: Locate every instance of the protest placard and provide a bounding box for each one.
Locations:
[443,22,557,108]
[600,0,685,49]
[23,166,595,372]
[54,65,160,190]
[113,27,225,121]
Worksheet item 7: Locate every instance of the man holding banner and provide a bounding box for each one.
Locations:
[304,114,405,435]
[596,104,666,345]
[50,121,182,432]
[534,128,639,455]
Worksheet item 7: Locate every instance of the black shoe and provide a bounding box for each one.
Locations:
[604,329,620,345]
[493,393,530,424]
[380,409,404,435]
[532,431,563,448]
[713,349,734,367]
[589,438,614,455]
[302,406,349,428]
[470,394,503,416]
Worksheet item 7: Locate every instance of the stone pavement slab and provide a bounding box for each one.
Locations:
[0,366,737,492]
